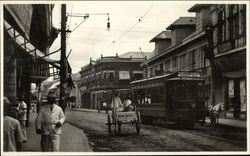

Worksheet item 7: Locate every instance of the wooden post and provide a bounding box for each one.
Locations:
[59,4,67,112]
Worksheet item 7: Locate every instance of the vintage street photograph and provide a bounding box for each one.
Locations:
[1,0,249,155]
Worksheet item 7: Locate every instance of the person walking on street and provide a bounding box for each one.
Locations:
[35,89,65,152]
[4,97,24,151]
[16,95,27,143]
[111,91,124,113]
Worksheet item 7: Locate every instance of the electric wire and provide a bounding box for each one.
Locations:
[103,5,154,51]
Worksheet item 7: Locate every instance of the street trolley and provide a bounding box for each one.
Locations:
[106,108,141,135]
[130,71,207,127]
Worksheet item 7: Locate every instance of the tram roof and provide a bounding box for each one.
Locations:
[131,71,204,84]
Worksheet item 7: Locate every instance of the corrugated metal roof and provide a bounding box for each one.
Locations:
[166,17,196,30]
[150,31,172,42]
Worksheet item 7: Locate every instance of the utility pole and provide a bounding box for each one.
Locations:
[205,25,215,106]
[60,4,67,112]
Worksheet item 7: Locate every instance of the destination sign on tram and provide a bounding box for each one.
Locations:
[177,71,201,78]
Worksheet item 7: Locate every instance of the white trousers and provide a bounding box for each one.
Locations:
[19,120,27,141]
[41,133,60,152]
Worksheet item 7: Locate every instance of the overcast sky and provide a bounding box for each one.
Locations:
[49,1,196,73]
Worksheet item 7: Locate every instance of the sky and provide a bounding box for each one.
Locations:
[49,1,196,73]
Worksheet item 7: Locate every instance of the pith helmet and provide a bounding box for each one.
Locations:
[47,89,57,98]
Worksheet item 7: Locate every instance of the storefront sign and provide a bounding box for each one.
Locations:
[178,71,201,78]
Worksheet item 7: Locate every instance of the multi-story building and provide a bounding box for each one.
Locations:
[143,4,211,105]
[143,5,212,106]
[79,52,152,109]
[3,4,59,123]
[210,4,246,120]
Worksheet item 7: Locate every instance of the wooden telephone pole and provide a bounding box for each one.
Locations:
[60,4,67,112]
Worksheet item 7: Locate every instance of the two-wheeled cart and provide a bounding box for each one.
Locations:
[106,110,141,135]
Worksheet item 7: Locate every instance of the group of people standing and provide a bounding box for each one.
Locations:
[3,89,65,152]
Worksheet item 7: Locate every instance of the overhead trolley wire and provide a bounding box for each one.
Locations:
[103,5,154,51]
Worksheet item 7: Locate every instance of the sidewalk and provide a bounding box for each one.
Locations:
[205,117,246,129]
[22,111,92,152]
[72,108,247,129]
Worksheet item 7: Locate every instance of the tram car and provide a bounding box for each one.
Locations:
[130,71,207,127]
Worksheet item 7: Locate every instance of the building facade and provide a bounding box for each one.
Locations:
[142,5,212,107]
[3,4,59,123]
[70,73,81,108]
[211,4,246,120]
[79,52,152,109]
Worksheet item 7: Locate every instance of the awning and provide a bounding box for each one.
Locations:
[119,71,130,80]
[4,20,60,69]
[214,47,246,72]
[223,69,246,79]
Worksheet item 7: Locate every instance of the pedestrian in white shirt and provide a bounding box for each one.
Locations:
[35,89,65,152]
[111,91,124,113]
[17,95,27,142]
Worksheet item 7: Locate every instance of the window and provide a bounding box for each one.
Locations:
[109,72,115,80]
[165,60,171,72]
[150,68,153,77]
[172,57,177,72]
[159,63,163,71]
[241,5,246,35]
[133,73,143,80]
[188,51,195,70]
[218,8,226,43]
[179,54,187,71]
[229,5,240,40]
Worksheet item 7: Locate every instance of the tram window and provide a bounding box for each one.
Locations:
[175,82,204,100]
[148,87,164,103]
[175,83,186,99]
[186,84,198,98]
[134,89,146,105]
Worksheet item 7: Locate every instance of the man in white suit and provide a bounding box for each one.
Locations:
[35,89,65,152]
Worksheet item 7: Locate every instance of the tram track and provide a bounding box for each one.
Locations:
[163,132,214,151]
[134,135,168,151]
[189,128,247,148]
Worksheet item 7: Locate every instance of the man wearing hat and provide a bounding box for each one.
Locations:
[4,97,24,151]
[35,89,65,152]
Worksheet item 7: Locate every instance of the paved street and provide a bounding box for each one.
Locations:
[65,109,247,152]
[22,112,92,152]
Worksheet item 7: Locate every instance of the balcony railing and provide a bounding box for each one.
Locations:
[217,34,246,54]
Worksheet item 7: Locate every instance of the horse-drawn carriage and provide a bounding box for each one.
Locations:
[106,108,141,135]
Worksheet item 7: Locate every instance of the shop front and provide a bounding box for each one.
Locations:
[214,47,246,120]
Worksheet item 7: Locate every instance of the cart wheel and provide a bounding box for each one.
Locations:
[107,114,112,136]
[118,121,122,134]
[136,111,141,134]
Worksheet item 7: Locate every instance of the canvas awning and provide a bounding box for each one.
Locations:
[4,20,60,69]
[119,71,130,80]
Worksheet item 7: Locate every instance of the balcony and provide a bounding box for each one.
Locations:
[216,34,246,55]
